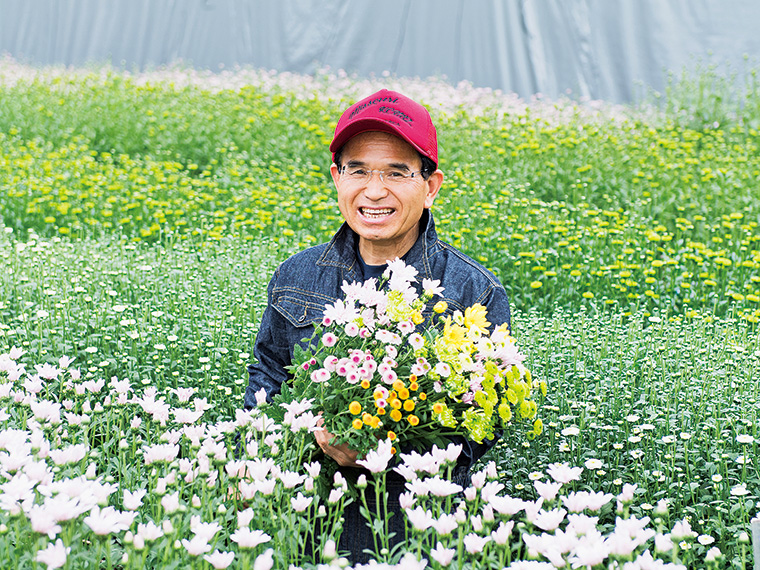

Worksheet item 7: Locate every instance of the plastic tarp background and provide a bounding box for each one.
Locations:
[1,0,758,102]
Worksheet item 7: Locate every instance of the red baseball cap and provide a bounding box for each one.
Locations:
[330,89,438,167]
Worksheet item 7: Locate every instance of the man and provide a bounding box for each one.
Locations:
[244,89,511,561]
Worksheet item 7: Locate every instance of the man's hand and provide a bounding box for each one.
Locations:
[314,417,361,468]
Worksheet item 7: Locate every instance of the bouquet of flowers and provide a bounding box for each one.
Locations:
[281,258,546,458]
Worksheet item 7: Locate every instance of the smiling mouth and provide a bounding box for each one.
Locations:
[360,207,394,219]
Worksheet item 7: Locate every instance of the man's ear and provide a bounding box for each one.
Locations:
[424,170,444,209]
[330,163,341,187]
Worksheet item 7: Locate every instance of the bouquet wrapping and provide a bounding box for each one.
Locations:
[279,259,545,458]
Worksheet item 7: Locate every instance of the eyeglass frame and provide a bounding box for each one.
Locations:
[338,165,427,186]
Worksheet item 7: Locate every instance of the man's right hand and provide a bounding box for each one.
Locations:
[314,417,361,468]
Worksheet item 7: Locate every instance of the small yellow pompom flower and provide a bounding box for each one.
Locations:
[403,400,415,412]
[407,415,420,426]
[352,418,363,430]
[530,281,543,289]
[390,409,402,422]
[419,392,426,401]
[387,431,397,441]
[349,401,362,415]
[433,301,448,314]
[392,379,405,392]
[433,402,444,414]
[390,399,402,410]
[398,388,410,400]
[409,381,419,391]
[360,379,371,389]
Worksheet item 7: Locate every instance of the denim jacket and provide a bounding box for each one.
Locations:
[244,210,511,466]
[245,209,511,403]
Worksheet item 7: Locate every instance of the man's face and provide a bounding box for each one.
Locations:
[330,131,442,265]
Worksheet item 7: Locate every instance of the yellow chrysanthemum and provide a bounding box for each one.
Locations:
[433,301,448,314]
[464,303,491,332]
[387,431,397,441]
[349,401,362,415]
[403,400,415,412]
[390,409,402,422]
[407,415,420,426]
[352,418,363,430]
[442,318,467,348]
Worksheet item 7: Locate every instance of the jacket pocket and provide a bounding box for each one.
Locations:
[273,292,327,328]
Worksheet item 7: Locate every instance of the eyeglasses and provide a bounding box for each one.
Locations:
[339,166,425,187]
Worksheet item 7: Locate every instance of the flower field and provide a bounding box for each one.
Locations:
[0,59,759,568]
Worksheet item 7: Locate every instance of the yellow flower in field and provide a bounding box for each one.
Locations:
[464,303,490,332]
[533,418,543,435]
[352,418,363,430]
[390,409,402,422]
[409,381,419,391]
[349,401,362,415]
[390,398,402,410]
[582,291,594,299]
[387,431,397,441]
[433,301,448,314]
[403,400,415,412]
[530,281,542,289]
[407,415,420,426]
[392,379,405,392]
[398,388,410,400]
[419,392,426,400]
[360,379,370,389]
[362,413,373,425]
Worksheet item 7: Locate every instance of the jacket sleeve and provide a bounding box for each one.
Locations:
[243,269,292,409]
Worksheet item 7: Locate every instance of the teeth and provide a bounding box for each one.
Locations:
[361,208,393,218]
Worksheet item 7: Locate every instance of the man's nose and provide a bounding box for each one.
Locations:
[363,172,389,199]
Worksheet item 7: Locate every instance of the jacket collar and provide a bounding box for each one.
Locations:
[318,209,437,280]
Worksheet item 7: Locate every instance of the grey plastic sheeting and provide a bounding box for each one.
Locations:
[1,0,758,102]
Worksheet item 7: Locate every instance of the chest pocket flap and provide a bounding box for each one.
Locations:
[273,294,326,328]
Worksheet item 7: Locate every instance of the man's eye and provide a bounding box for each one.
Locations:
[348,169,367,176]
[385,170,406,179]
